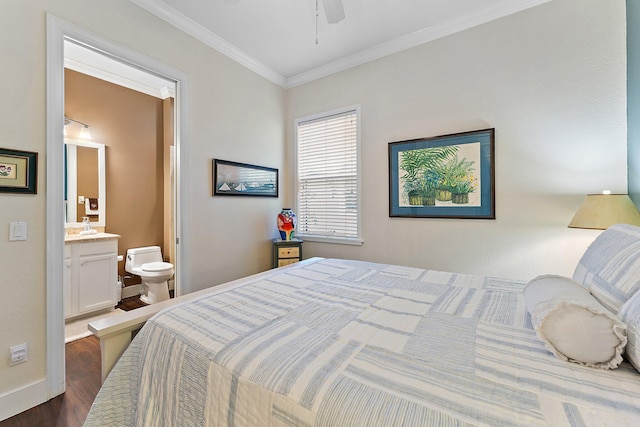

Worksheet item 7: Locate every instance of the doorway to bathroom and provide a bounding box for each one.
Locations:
[46,15,191,399]
[64,40,177,299]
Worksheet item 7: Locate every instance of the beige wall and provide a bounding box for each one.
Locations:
[287,0,627,280]
[66,69,167,280]
[0,0,285,416]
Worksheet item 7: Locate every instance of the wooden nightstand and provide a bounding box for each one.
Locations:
[272,238,303,268]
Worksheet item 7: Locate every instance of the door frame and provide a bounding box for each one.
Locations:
[46,14,191,397]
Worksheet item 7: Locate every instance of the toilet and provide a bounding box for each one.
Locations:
[125,246,174,304]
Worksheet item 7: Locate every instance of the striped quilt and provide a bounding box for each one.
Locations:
[85,258,640,426]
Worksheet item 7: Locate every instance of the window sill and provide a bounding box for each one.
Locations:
[297,235,364,246]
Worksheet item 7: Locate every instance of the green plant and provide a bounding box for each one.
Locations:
[451,174,478,193]
[437,156,476,194]
[400,146,458,182]
[401,146,457,196]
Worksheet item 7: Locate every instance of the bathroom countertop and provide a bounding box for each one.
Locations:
[65,232,121,243]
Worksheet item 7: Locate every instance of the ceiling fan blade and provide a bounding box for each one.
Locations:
[322,0,345,24]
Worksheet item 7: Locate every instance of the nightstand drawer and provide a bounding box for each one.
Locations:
[278,258,299,267]
[278,247,300,258]
[272,238,303,269]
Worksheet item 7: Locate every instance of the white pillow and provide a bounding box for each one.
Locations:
[572,224,640,313]
[619,289,640,373]
[524,275,627,369]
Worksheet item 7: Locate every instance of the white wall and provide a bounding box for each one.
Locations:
[287,0,627,280]
[0,0,285,417]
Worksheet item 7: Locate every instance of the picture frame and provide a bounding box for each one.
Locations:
[389,128,495,219]
[0,148,38,194]
[213,159,278,197]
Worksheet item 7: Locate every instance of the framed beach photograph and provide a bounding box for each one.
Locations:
[213,159,278,197]
[389,128,495,219]
[0,148,38,194]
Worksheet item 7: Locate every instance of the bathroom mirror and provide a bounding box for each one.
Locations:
[64,138,106,228]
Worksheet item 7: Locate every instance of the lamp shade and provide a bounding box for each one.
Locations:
[568,194,640,229]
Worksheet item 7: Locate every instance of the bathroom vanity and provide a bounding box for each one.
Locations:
[64,233,120,319]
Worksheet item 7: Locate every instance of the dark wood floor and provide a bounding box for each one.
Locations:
[0,336,101,427]
[0,295,149,427]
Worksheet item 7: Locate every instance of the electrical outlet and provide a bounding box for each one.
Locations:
[9,343,27,366]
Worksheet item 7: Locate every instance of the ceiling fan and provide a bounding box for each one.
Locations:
[322,0,345,24]
[314,0,345,44]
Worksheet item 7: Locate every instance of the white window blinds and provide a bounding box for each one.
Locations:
[296,108,359,241]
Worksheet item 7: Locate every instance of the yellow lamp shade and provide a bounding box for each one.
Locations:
[568,194,640,230]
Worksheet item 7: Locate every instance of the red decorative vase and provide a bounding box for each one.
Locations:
[277,208,297,241]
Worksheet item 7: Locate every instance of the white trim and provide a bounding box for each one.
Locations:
[46,13,192,406]
[64,139,106,228]
[294,104,361,130]
[174,73,191,296]
[294,104,362,245]
[46,14,67,400]
[129,0,550,89]
[297,235,364,246]
[121,284,144,299]
[0,380,48,421]
[64,56,175,100]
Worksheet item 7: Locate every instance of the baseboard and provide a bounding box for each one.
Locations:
[0,379,49,421]
[121,281,173,299]
[122,284,143,299]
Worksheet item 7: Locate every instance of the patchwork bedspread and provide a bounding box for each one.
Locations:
[85,258,640,426]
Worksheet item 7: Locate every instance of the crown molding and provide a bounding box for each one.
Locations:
[130,0,551,90]
[129,0,287,87]
[285,0,552,88]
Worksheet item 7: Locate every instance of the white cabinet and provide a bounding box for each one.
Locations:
[65,236,119,319]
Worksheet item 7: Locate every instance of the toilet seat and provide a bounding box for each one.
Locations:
[141,261,174,273]
[130,261,174,279]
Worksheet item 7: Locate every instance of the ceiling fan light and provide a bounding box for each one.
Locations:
[322,0,345,24]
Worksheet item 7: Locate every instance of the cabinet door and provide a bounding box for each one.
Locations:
[77,253,117,315]
[63,257,73,318]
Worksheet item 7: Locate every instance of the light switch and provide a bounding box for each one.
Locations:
[9,222,27,241]
[78,195,85,205]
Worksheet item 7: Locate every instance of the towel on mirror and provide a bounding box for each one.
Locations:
[85,198,99,215]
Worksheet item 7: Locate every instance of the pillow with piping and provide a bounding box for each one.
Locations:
[524,274,627,369]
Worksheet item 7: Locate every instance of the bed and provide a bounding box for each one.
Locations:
[84,224,640,426]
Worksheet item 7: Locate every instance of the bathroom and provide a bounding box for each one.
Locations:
[64,46,176,310]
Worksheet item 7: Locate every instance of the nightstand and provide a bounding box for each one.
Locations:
[272,238,303,268]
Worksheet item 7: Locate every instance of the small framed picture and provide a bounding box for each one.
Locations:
[389,128,495,219]
[0,148,38,194]
[213,159,278,197]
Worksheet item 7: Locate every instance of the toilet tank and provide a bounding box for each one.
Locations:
[125,246,163,272]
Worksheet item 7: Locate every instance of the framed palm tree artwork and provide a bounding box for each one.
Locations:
[388,128,495,219]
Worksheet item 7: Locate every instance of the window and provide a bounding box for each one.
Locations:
[295,106,361,244]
